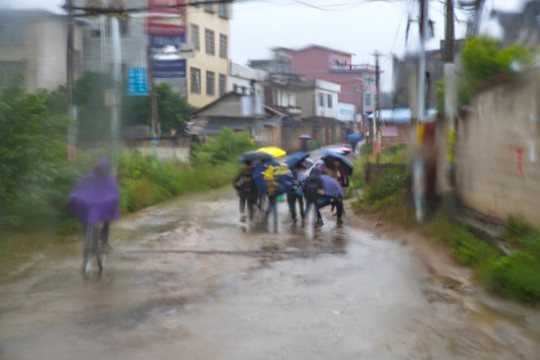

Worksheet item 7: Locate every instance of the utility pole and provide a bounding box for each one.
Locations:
[418,0,427,127]
[147,45,159,137]
[66,0,76,163]
[413,0,429,223]
[109,13,123,173]
[444,0,457,192]
[372,51,382,156]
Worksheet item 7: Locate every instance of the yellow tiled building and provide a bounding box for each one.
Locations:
[186,1,230,109]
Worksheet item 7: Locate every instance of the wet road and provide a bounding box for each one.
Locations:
[1,188,540,359]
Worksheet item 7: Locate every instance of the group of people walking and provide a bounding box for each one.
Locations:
[234,151,350,228]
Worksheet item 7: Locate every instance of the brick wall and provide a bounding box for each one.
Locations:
[456,70,540,227]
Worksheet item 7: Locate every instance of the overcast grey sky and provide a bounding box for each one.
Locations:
[2,0,528,90]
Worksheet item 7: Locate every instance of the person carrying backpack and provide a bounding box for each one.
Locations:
[233,161,257,222]
[287,163,307,224]
[302,167,324,227]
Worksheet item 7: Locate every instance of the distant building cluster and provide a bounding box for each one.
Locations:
[2,0,539,148]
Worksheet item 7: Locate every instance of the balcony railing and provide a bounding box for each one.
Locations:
[329,64,376,72]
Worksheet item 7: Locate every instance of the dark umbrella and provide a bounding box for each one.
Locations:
[285,151,310,170]
[320,150,354,175]
[237,150,273,163]
[299,134,311,139]
[319,174,345,197]
[252,159,293,196]
[347,133,362,143]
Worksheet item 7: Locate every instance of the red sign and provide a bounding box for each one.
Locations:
[146,0,186,36]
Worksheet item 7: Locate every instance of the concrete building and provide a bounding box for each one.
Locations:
[491,0,540,48]
[186,0,230,109]
[392,39,465,113]
[249,45,376,126]
[187,92,282,147]
[289,45,375,118]
[77,0,231,109]
[228,62,267,116]
[0,9,84,92]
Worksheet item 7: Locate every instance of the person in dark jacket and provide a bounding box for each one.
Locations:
[287,163,307,224]
[233,161,257,222]
[302,168,324,226]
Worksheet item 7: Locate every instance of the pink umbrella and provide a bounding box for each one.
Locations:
[299,134,311,139]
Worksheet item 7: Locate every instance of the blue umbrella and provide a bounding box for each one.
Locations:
[319,174,345,197]
[347,133,362,143]
[253,159,293,196]
[320,150,354,175]
[285,151,310,170]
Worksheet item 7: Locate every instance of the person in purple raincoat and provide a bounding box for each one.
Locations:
[67,157,120,251]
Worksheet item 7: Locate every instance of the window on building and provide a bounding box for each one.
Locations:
[206,71,215,96]
[365,93,372,106]
[204,2,213,13]
[0,23,24,45]
[219,74,226,96]
[90,29,101,37]
[318,93,324,107]
[190,24,200,51]
[205,29,215,55]
[327,94,333,108]
[105,18,129,36]
[0,61,25,89]
[219,34,228,58]
[190,67,201,93]
[218,3,229,18]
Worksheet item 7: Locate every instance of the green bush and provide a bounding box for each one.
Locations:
[449,227,498,266]
[191,127,255,166]
[307,139,324,151]
[360,141,373,155]
[0,76,79,231]
[363,167,410,203]
[116,150,239,214]
[489,250,540,303]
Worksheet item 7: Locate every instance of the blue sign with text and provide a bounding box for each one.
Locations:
[152,59,186,78]
[127,68,149,96]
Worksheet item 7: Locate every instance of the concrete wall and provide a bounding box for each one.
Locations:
[456,71,540,227]
[123,137,191,162]
[381,124,411,151]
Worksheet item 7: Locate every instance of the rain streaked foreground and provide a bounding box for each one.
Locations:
[1,188,539,360]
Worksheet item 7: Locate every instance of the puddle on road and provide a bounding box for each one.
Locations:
[1,188,540,360]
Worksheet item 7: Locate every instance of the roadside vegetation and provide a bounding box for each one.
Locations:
[0,74,253,274]
[351,143,540,304]
[436,36,533,114]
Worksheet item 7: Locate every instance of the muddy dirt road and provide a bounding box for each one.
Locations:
[1,188,539,359]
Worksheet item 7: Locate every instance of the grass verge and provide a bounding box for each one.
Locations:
[352,145,540,304]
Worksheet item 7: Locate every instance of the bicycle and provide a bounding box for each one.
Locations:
[82,224,106,275]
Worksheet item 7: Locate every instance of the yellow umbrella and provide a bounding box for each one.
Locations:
[257,146,286,158]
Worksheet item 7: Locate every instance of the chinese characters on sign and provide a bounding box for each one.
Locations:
[147,0,187,79]
[146,0,186,36]
[127,68,149,96]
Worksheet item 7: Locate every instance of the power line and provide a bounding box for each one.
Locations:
[64,0,237,17]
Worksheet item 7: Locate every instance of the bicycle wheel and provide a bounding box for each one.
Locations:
[83,225,97,275]
[96,236,105,272]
